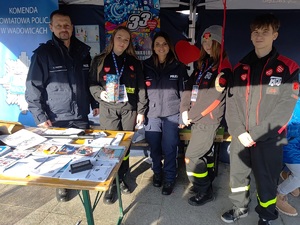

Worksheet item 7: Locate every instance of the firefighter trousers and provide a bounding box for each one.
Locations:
[185,123,219,193]
[100,106,137,181]
[229,135,284,220]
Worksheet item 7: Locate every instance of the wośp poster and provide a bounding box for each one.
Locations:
[104,0,160,60]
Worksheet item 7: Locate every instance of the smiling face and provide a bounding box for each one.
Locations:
[113,29,130,56]
[49,14,73,45]
[251,25,278,52]
[153,36,170,63]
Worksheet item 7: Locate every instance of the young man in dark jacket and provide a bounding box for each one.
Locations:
[25,10,99,202]
[221,14,299,225]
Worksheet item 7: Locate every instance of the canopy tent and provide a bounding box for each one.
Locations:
[58,0,300,65]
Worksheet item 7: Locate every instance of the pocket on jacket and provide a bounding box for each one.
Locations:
[47,91,72,114]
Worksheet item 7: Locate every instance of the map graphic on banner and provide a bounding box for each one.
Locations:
[104,0,160,60]
[0,0,58,124]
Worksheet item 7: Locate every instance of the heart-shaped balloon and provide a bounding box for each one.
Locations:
[175,40,200,65]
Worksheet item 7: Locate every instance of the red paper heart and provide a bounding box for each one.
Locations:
[147,20,157,31]
[175,40,200,65]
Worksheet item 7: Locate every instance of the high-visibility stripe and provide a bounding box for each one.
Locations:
[207,162,214,168]
[123,154,130,161]
[201,100,221,116]
[231,185,250,193]
[187,171,208,178]
[257,194,276,208]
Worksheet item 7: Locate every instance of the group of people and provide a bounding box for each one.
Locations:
[25,9,299,225]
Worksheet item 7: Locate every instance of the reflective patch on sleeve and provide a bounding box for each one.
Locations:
[126,87,135,94]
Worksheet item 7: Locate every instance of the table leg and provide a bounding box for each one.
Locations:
[115,174,124,225]
[213,142,221,177]
[82,190,95,225]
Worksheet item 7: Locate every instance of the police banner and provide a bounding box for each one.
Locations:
[0,0,57,125]
[104,0,160,60]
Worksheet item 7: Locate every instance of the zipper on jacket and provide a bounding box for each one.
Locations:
[256,58,270,126]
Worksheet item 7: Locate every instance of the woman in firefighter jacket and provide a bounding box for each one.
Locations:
[143,32,188,195]
[89,26,148,204]
[180,25,232,206]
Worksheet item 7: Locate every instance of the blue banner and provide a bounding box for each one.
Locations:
[0,0,58,125]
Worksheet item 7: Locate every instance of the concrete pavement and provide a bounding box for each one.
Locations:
[0,150,299,225]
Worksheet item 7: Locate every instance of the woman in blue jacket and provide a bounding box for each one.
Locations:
[143,32,188,195]
[276,97,300,216]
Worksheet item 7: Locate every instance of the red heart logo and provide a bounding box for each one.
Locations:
[175,40,200,65]
[147,20,157,31]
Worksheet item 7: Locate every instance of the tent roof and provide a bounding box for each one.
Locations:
[59,0,300,10]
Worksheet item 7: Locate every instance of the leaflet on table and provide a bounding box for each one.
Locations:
[94,145,126,162]
[85,137,114,147]
[59,158,116,182]
[31,142,63,156]
[0,146,11,156]
[0,129,47,151]
[30,155,75,178]
[0,151,31,172]
[55,144,102,156]
[2,155,49,178]
[30,127,85,135]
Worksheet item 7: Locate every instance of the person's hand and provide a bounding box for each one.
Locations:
[178,124,185,129]
[182,111,192,126]
[136,114,145,126]
[100,91,108,102]
[38,120,52,128]
[93,108,99,116]
[238,132,256,147]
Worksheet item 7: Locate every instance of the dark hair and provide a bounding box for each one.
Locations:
[250,13,280,33]
[151,31,177,68]
[50,10,71,24]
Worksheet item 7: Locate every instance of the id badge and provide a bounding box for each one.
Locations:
[191,85,199,102]
[118,84,129,102]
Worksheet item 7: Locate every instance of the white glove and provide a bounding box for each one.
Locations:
[100,91,108,102]
[182,111,191,126]
[238,132,256,147]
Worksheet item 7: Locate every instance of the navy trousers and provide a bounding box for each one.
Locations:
[145,114,180,182]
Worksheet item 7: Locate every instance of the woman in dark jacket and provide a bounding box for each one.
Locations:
[89,26,148,204]
[143,32,188,195]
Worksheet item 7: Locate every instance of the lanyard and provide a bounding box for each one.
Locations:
[112,52,126,77]
[195,62,213,85]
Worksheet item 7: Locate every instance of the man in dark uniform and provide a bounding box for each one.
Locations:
[25,10,99,202]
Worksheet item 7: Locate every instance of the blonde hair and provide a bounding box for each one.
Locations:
[102,26,137,59]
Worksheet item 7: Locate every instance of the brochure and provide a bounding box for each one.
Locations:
[0,129,47,151]
[86,137,114,147]
[0,146,11,156]
[30,155,74,178]
[2,155,49,178]
[55,144,81,155]
[106,74,120,102]
[94,145,126,162]
[74,145,101,156]
[60,158,116,182]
